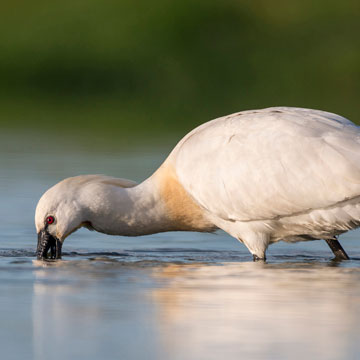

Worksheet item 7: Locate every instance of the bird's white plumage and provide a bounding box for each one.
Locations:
[35,107,360,259]
[172,107,360,220]
[166,107,360,253]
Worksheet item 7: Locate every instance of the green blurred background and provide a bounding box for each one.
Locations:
[1,0,359,145]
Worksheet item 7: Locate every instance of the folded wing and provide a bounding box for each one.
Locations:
[173,107,360,222]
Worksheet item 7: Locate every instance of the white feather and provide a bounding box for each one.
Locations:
[169,107,360,256]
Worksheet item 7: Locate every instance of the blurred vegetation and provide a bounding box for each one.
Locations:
[0,0,359,141]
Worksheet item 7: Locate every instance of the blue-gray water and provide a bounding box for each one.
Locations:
[1,131,360,360]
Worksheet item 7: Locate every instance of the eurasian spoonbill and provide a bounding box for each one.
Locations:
[36,107,360,261]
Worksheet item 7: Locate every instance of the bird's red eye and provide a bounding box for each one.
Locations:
[46,216,55,225]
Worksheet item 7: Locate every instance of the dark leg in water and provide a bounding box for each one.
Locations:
[325,237,350,260]
[253,254,266,262]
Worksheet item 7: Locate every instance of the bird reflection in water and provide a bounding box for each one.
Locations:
[31,259,360,360]
[150,262,360,360]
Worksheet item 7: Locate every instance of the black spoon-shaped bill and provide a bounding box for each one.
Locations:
[37,230,62,259]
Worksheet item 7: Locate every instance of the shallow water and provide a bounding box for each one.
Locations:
[1,132,360,360]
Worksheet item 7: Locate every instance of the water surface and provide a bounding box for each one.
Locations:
[1,132,360,360]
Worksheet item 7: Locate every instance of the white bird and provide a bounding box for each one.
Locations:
[35,107,360,261]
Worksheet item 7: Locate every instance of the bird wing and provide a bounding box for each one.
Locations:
[172,107,360,222]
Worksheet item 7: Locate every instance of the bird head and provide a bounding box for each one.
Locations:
[35,175,137,260]
[35,179,86,260]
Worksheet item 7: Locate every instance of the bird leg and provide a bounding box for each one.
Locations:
[241,233,269,262]
[325,237,350,261]
[253,254,266,262]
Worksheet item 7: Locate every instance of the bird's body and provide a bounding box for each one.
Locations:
[35,107,360,260]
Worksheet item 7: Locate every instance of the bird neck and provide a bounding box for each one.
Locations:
[87,177,170,236]
[86,165,216,236]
